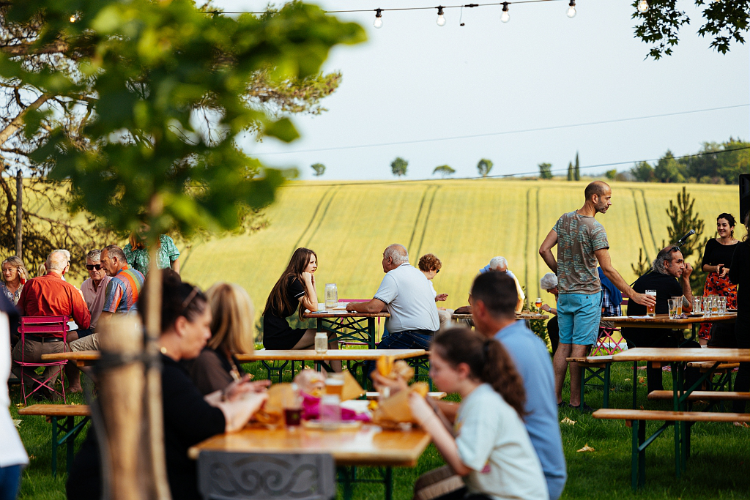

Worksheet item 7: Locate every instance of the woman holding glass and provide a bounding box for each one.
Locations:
[699,213,739,345]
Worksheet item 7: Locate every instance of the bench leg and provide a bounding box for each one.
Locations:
[632,362,638,409]
[631,419,647,490]
[51,416,59,478]
[603,364,611,409]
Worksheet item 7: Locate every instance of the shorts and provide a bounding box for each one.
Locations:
[558,292,601,345]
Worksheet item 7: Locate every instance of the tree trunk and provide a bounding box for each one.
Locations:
[15,170,21,257]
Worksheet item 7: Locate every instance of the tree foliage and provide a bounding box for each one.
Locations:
[477,158,493,178]
[567,162,573,181]
[433,165,455,178]
[633,0,750,59]
[391,157,408,177]
[311,163,325,177]
[574,152,580,181]
[538,162,553,180]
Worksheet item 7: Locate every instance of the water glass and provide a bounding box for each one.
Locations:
[668,298,678,319]
[718,296,727,315]
[692,297,702,314]
[324,283,338,309]
[703,296,712,317]
[645,290,657,317]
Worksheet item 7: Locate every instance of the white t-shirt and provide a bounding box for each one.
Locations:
[455,383,547,500]
[374,263,439,333]
[0,313,29,468]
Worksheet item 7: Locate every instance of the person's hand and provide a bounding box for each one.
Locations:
[224,377,270,402]
[716,264,724,275]
[436,293,448,301]
[310,273,316,287]
[408,391,434,426]
[719,266,730,278]
[371,371,408,394]
[454,305,471,314]
[541,304,551,312]
[631,292,656,308]
[301,271,313,285]
[682,262,693,280]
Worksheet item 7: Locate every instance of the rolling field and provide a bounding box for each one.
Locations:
[178,179,737,337]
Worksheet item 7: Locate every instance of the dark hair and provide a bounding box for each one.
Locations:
[138,271,207,333]
[470,272,518,319]
[717,213,736,237]
[263,247,317,320]
[432,327,527,419]
[418,254,442,272]
[584,181,609,201]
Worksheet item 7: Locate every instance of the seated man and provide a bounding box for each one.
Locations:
[622,246,697,393]
[80,249,112,337]
[12,250,91,397]
[479,256,525,312]
[346,244,439,373]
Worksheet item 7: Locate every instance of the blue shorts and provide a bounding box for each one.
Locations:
[557,292,601,345]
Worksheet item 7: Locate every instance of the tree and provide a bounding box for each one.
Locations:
[654,151,686,183]
[311,163,326,176]
[538,162,553,180]
[632,1,750,59]
[3,1,365,497]
[663,187,707,294]
[631,247,651,277]
[433,165,455,178]
[605,169,617,180]
[631,161,655,182]
[574,152,581,181]
[477,158,493,178]
[391,157,408,177]
[567,162,574,181]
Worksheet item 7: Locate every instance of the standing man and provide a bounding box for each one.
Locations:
[70,245,144,352]
[346,244,439,374]
[539,181,654,409]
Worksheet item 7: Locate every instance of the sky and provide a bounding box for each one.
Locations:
[216,0,750,181]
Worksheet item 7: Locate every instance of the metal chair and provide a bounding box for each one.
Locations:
[15,315,70,404]
[198,451,336,500]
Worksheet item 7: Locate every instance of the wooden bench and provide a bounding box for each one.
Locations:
[567,355,613,409]
[365,391,447,400]
[18,404,91,477]
[686,362,740,391]
[647,390,750,402]
[593,408,750,490]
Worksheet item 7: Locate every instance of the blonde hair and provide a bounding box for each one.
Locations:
[206,282,255,355]
[2,256,29,284]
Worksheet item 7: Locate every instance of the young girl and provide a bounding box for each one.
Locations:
[409,327,548,500]
[262,248,337,353]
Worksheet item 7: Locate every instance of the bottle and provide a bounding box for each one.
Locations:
[315,332,328,353]
[283,383,302,427]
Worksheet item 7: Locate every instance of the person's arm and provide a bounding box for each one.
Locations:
[171,258,180,274]
[71,288,92,329]
[297,273,317,312]
[435,293,448,302]
[680,263,694,311]
[347,298,387,313]
[539,230,559,273]
[204,378,269,433]
[541,304,558,315]
[409,393,471,476]
[594,248,655,307]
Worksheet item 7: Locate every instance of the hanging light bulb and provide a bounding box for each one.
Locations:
[637,0,649,13]
[436,6,446,26]
[567,0,576,18]
[69,13,79,23]
[373,9,383,29]
[501,2,510,23]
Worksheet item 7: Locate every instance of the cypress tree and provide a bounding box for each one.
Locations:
[574,152,580,181]
[567,162,574,181]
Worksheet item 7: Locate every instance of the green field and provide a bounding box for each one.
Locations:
[178,179,736,336]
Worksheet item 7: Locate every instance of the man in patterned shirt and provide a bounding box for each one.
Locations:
[539,181,654,410]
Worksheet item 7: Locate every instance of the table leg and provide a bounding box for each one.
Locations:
[384,467,393,500]
[603,363,611,409]
[51,416,58,478]
[368,318,376,349]
[66,416,74,476]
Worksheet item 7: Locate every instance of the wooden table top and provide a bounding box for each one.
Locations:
[606,313,736,329]
[612,347,750,363]
[451,312,549,321]
[188,425,431,467]
[18,404,90,417]
[42,348,427,364]
[302,308,390,319]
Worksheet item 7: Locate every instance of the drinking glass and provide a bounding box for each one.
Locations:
[645,290,657,317]
[324,283,338,309]
[671,296,683,317]
[668,298,678,319]
[711,295,718,316]
[692,297,702,314]
[325,373,344,397]
[703,296,712,317]
[535,297,543,310]
[718,296,727,315]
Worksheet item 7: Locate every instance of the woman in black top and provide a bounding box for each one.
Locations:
[728,216,750,416]
[699,213,739,344]
[263,247,336,350]
[67,277,267,500]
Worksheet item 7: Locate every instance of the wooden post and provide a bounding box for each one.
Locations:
[15,170,22,257]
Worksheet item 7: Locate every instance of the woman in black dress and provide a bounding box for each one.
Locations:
[728,215,750,417]
[699,213,739,344]
[262,247,336,351]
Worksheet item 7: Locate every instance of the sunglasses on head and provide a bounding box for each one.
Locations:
[86,264,102,271]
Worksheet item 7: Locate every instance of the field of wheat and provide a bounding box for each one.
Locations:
[175,179,737,335]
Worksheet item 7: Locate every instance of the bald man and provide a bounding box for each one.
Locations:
[539,181,655,410]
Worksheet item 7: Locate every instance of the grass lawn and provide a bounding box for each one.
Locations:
[9,359,750,500]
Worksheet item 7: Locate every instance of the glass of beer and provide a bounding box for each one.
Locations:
[711,295,718,316]
[535,298,543,310]
[325,373,344,397]
[645,290,656,317]
[671,296,683,317]
[668,299,678,319]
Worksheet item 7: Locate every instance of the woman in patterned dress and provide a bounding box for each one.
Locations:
[699,213,738,344]
[1,256,29,305]
[123,224,181,276]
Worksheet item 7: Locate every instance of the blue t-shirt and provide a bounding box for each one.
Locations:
[495,321,567,500]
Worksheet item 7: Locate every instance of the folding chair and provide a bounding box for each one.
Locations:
[15,315,70,405]
[592,327,627,356]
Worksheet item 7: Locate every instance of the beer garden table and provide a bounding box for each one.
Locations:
[188,424,431,500]
[606,312,737,343]
[451,311,549,323]
[302,303,390,349]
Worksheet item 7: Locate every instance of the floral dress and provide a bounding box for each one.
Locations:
[123,234,180,276]
[0,282,23,305]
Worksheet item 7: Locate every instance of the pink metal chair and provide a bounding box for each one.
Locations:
[15,315,70,404]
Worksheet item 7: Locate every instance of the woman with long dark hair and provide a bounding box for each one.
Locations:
[409,327,547,500]
[700,213,739,344]
[262,247,336,351]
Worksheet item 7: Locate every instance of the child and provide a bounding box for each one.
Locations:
[409,327,548,500]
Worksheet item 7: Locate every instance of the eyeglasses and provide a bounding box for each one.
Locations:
[435,269,440,274]
[86,264,102,271]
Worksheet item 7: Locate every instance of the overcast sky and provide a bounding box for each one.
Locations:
[217,0,749,181]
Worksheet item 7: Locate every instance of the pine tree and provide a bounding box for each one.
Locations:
[574,152,581,181]
[567,162,574,181]
[663,186,707,294]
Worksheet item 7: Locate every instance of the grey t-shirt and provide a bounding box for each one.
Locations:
[374,263,440,333]
[552,211,609,295]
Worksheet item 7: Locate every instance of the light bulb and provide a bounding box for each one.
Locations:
[501,3,510,23]
[637,0,649,13]
[69,13,79,23]
[373,9,383,29]
[436,6,446,26]
[567,0,576,18]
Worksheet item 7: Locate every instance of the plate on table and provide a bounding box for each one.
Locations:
[688,313,704,318]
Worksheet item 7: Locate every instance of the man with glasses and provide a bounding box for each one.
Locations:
[79,249,112,336]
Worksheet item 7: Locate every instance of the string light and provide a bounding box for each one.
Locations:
[436,6,446,26]
[373,8,383,28]
[501,2,510,23]
[69,13,79,23]
[637,0,649,13]
[566,0,576,18]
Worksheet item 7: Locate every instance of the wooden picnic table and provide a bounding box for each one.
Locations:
[605,312,736,342]
[189,424,431,500]
[302,303,390,349]
[451,311,549,321]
